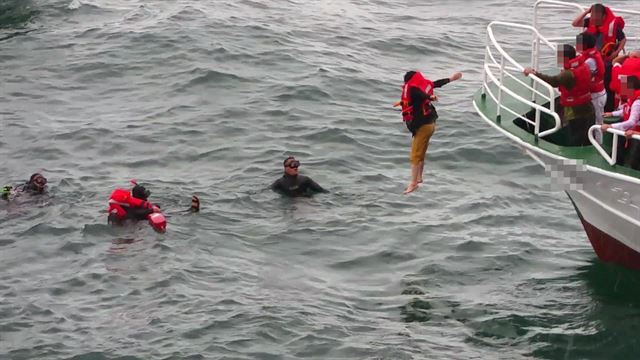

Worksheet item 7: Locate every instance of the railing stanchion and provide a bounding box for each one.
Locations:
[496,55,505,122]
[612,134,619,165]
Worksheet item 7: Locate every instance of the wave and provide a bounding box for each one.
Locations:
[0,0,38,29]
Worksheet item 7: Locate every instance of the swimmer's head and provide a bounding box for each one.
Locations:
[132,184,150,201]
[28,173,47,193]
[284,156,300,175]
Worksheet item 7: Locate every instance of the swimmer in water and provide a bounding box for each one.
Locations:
[107,182,161,224]
[2,173,48,200]
[271,156,327,197]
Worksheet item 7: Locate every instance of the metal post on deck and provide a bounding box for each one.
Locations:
[496,55,505,123]
[612,133,619,165]
[531,6,539,103]
[482,34,489,99]
[531,36,540,104]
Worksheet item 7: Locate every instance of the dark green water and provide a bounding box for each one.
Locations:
[2,0,640,359]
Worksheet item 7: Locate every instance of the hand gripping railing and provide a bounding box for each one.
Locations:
[482,21,562,139]
[588,125,640,166]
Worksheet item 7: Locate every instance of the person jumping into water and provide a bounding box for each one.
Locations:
[395,70,462,194]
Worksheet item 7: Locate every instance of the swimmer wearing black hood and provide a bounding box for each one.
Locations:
[271,156,327,197]
[2,173,48,200]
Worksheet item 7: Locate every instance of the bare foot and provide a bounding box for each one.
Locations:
[404,182,419,194]
[417,178,423,184]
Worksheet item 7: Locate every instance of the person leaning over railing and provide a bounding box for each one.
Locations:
[601,75,640,169]
[524,44,595,147]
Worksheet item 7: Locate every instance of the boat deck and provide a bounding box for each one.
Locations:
[472,73,640,179]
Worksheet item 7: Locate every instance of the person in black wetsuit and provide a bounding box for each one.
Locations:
[271,156,327,197]
[2,173,48,200]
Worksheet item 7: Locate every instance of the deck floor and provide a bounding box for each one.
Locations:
[473,73,640,179]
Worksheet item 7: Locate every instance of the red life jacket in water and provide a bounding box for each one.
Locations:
[585,7,625,57]
[579,48,605,93]
[559,57,592,107]
[400,72,434,122]
[108,188,153,220]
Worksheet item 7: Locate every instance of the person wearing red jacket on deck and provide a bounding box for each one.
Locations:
[107,182,161,224]
[577,32,606,143]
[610,51,640,101]
[602,75,640,169]
[572,3,626,112]
[524,45,595,146]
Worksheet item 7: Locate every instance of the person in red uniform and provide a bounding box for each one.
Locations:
[107,182,161,224]
[572,3,626,111]
[524,44,595,146]
[610,51,640,100]
[576,32,606,143]
[602,75,640,168]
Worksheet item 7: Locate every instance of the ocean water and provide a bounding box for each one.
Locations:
[2,0,640,359]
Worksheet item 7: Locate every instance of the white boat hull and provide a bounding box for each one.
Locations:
[476,102,640,269]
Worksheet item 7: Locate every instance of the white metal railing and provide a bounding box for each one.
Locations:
[589,125,640,166]
[534,1,640,60]
[482,21,562,138]
[532,1,640,166]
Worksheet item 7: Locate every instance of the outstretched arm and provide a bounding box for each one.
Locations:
[523,68,571,88]
[433,72,463,88]
[306,177,328,193]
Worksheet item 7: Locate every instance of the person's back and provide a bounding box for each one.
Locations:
[107,183,160,224]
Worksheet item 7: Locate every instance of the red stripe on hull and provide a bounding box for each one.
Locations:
[575,213,640,270]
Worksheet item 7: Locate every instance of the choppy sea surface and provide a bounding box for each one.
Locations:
[2,0,640,359]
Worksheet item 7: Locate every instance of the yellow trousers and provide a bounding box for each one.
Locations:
[410,123,436,165]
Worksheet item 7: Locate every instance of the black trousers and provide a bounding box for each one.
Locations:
[565,116,596,147]
[604,60,616,112]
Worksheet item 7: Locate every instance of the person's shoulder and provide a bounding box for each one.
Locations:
[271,176,285,187]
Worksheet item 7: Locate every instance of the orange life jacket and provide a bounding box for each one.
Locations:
[579,48,605,93]
[400,72,434,122]
[610,58,640,94]
[108,188,153,220]
[559,57,592,107]
[585,7,625,57]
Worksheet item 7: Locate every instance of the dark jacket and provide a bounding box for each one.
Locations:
[271,174,327,197]
[406,78,451,135]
